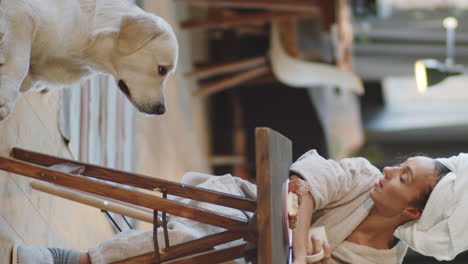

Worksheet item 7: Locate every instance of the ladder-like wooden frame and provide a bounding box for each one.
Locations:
[0,127,292,264]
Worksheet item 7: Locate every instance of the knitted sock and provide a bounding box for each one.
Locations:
[48,248,81,264]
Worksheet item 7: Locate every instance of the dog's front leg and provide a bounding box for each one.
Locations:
[0,21,33,120]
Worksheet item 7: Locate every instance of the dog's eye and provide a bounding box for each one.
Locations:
[158,66,168,76]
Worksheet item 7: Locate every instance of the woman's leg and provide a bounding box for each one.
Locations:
[88,230,154,264]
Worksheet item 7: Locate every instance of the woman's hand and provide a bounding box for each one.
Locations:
[293,234,331,264]
[306,234,331,264]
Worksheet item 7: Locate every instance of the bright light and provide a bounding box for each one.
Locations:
[443,17,458,30]
[415,60,428,93]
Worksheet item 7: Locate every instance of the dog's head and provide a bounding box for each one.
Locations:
[113,15,178,115]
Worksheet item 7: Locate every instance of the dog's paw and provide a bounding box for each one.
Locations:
[0,92,19,121]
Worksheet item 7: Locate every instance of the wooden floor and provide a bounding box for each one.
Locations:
[0,1,212,263]
[0,91,116,263]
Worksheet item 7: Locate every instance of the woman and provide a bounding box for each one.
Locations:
[13,150,466,264]
[290,150,451,264]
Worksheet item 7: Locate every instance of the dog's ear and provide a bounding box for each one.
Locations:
[117,15,164,55]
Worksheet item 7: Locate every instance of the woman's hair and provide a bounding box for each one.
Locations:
[412,160,451,210]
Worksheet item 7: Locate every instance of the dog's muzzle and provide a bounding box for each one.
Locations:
[153,104,166,115]
[118,80,131,97]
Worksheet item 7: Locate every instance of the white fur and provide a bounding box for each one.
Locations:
[0,0,178,119]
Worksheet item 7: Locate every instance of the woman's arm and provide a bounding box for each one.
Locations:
[290,175,315,263]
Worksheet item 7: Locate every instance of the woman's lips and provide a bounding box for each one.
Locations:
[375,180,383,190]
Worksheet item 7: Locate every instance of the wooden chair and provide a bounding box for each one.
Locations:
[179,0,359,98]
[176,0,326,97]
[0,127,292,264]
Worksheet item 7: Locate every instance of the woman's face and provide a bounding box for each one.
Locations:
[370,156,438,217]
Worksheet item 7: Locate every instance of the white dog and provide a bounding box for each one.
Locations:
[0,0,179,120]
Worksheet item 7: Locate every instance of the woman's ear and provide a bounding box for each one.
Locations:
[402,207,423,220]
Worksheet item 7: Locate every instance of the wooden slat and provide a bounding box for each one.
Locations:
[279,20,300,58]
[0,157,248,232]
[193,65,270,97]
[181,11,314,30]
[31,182,155,224]
[10,148,256,212]
[255,127,292,264]
[244,73,277,86]
[112,231,245,264]
[185,56,266,80]
[176,0,320,13]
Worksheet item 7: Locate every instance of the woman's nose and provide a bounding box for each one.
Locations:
[383,166,397,178]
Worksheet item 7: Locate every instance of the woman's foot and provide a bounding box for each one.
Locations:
[12,243,86,264]
[12,243,53,264]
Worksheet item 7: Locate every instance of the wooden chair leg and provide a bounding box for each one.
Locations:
[112,231,245,264]
[10,148,256,212]
[255,128,292,264]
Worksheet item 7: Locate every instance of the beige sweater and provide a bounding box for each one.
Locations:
[290,150,408,264]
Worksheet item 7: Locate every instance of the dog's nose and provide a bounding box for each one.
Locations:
[154,104,166,115]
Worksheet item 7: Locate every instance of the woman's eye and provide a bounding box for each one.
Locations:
[158,66,168,76]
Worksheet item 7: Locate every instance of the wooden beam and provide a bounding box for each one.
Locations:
[194,65,270,97]
[185,56,266,80]
[176,0,320,13]
[181,11,315,30]
[10,148,257,212]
